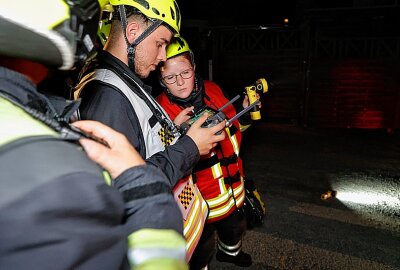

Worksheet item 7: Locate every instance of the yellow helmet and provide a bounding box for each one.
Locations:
[110,0,181,35]
[0,0,106,70]
[97,4,114,46]
[166,36,191,59]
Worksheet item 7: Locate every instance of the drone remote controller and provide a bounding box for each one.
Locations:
[180,95,260,135]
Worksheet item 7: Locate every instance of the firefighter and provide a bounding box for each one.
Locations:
[157,37,259,269]
[0,0,187,269]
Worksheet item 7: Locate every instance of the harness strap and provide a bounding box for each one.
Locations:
[223,171,241,185]
[193,153,238,174]
[193,155,219,173]
[228,124,238,136]
[219,153,238,167]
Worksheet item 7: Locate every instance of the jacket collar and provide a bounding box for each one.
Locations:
[80,50,153,94]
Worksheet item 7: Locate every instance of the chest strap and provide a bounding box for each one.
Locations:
[223,171,242,185]
[193,153,238,174]
[228,124,238,136]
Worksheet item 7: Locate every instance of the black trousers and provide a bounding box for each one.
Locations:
[189,209,247,270]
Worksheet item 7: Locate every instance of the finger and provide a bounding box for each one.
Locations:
[73,120,123,147]
[192,112,209,128]
[210,120,226,133]
[79,138,109,163]
[182,107,194,116]
[73,120,109,137]
[184,106,194,112]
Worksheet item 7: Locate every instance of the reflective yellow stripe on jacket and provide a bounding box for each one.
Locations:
[183,181,208,261]
[206,175,245,221]
[174,176,208,261]
[128,229,187,270]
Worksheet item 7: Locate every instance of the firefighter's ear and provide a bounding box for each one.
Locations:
[126,21,140,43]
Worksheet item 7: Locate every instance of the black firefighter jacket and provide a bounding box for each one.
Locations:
[0,67,184,269]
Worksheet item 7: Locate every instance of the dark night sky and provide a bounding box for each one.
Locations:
[178,0,399,30]
[178,0,298,26]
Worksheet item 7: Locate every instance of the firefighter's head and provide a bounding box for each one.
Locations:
[106,0,181,78]
[160,37,198,101]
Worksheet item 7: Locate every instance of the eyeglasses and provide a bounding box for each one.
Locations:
[162,68,194,84]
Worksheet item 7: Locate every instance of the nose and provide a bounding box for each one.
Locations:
[176,74,185,86]
[158,47,167,62]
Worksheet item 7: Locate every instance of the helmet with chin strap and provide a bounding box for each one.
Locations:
[0,0,107,70]
[166,36,195,65]
[109,0,181,69]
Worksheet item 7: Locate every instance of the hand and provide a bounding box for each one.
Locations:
[174,106,194,126]
[186,113,226,155]
[72,120,145,179]
[243,93,261,108]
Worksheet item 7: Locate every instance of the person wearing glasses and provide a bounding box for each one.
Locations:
[157,37,256,269]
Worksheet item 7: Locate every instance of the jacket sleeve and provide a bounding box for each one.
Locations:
[146,135,199,187]
[79,82,199,187]
[114,165,187,269]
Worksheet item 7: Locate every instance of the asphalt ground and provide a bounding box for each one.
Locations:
[209,123,400,270]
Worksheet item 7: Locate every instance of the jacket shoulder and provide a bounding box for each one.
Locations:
[0,137,104,206]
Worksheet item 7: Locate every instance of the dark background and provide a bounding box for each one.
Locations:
[173,0,400,130]
[173,2,400,269]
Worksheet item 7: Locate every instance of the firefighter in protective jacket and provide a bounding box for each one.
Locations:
[157,37,261,269]
[0,1,187,269]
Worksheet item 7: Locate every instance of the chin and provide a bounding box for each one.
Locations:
[178,92,192,99]
[134,67,149,79]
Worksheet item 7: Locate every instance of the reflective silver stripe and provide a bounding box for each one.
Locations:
[217,238,242,256]
[217,244,241,256]
[75,69,179,158]
[218,239,242,250]
[128,247,186,266]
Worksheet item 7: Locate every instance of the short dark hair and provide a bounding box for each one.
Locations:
[107,6,151,48]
